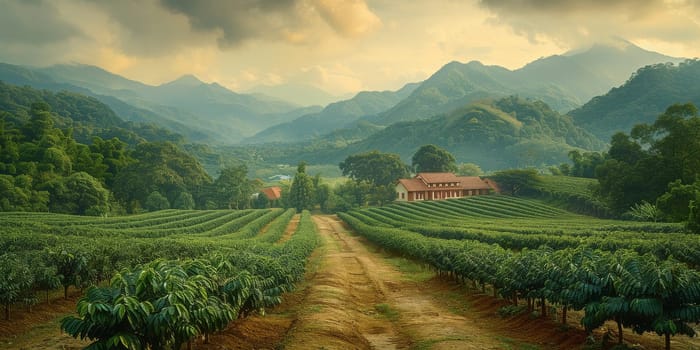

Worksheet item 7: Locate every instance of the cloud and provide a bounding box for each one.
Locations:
[477,0,700,48]
[0,0,82,46]
[313,0,382,37]
[157,0,381,48]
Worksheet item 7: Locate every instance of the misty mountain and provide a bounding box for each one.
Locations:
[246,82,419,143]
[373,40,681,126]
[262,97,604,171]
[3,63,314,143]
[0,63,215,142]
[246,83,347,107]
[569,59,700,140]
[0,80,183,145]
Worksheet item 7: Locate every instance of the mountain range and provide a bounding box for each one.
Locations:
[0,63,320,144]
[1,39,695,172]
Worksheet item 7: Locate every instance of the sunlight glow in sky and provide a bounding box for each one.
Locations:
[1,0,699,97]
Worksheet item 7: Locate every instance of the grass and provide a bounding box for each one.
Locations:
[410,336,471,350]
[382,256,434,283]
[497,336,541,350]
[374,303,400,322]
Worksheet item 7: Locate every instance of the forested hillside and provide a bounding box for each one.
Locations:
[0,63,315,144]
[254,97,604,170]
[372,41,679,126]
[0,82,261,214]
[570,59,700,139]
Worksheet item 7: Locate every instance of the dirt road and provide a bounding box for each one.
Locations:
[283,215,519,349]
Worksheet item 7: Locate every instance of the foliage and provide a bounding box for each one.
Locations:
[411,144,457,173]
[457,162,483,176]
[289,162,315,213]
[339,198,700,348]
[144,191,170,211]
[488,169,542,195]
[0,253,32,320]
[656,180,700,222]
[340,150,409,187]
[570,60,700,140]
[565,150,605,178]
[626,201,661,222]
[596,103,700,217]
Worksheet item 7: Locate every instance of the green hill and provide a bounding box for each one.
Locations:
[0,81,182,145]
[262,97,605,170]
[569,59,700,140]
[247,83,418,143]
[373,41,680,126]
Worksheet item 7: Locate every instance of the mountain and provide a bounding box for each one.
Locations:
[4,63,312,143]
[0,63,214,142]
[0,80,183,145]
[246,82,419,143]
[569,59,700,140]
[373,40,682,126]
[262,97,605,170]
[246,83,345,107]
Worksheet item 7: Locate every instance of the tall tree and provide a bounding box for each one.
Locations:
[213,165,259,209]
[339,151,409,187]
[412,144,457,173]
[289,162,315,213]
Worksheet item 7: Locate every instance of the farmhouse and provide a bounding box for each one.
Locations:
[395,172,492,202]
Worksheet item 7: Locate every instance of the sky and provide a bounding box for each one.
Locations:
[1,0,699,100]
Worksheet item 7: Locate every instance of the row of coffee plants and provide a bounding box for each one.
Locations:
[339,198,700,349]
[60,210,318,349]
[0,208,307,323]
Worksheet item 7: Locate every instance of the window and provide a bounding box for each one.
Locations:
[401,192,405,199]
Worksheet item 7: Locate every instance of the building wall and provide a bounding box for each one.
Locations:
[395,183,409,202]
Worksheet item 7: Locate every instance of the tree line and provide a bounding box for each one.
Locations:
[0,102,263,215]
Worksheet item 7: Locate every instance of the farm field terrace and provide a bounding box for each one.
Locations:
[0,208,318,349]
[340,195,700,349]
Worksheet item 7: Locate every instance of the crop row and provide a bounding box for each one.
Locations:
[339,213,700,349]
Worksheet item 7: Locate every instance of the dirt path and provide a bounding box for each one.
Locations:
[283,215,515,349]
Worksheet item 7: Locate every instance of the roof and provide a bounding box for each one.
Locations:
[397,174,492,191]
[416,172,461,184]
[398,178,429,191]
[261,186,282,201]
[457,176,492,190]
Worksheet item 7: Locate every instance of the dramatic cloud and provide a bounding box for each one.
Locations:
[157,0,381,47]
[478,0,700,48]
[0,0,81,45]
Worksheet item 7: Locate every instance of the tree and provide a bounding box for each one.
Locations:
[47,249,88,299]
[289,162,315,213]
[172,191,195,210]
[412,144,457,173]
[656,180,700,222]
[112,142,212,212]
[145,191,170,211]
[457,163,483,176]
[41,172,111,216]
[213,165,258,209]
[0,253,32,320]
[488,169,542,196]
[340,151,409,187]
[596,104,700,216]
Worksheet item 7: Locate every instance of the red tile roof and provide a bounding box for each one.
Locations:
[261,186,282,201]
[416,172,461,184]
[398,173,492,191]
[398,178,429,191]
[457,176,492,190]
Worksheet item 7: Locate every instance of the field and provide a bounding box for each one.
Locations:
[2,196,700,349]
[0,208,318,349]
[341,195,700,349]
